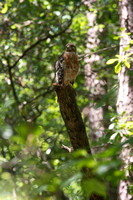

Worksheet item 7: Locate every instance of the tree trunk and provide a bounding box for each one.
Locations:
[54,84,104,200]
[117,0,133,199]
[83,1,106,154]
[83,1,118,199]
[117,0,133,117]
[54,84,91,153]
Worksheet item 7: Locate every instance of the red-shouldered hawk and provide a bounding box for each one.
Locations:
[56,43,79,86]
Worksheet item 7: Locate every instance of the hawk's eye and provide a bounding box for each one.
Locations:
[71,46,75,50]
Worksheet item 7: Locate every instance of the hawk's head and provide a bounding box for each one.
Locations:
[66,43,76,53]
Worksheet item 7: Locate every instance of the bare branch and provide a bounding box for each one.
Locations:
[10,4,81,69]
[79,43,132,59]
[61,144,72,152]
[78,45,118,58]
[26,86,53,104]
[54,84,91,153]
[10,17,74,69]
[6,58,20,105]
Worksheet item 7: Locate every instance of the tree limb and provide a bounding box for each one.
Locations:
[10,17,73,69]
[54,84,106,200]
[61,144,72,152]
[78,43,131,59]
[7,61,20,105]
[54,84,91,154]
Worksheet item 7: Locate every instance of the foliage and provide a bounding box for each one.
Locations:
[106,29,133,73]
[0,0,132,199]
[106,52,131,73]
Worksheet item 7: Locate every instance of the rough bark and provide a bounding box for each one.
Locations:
[117,0,133,199]
[83,1,118,199]
[54,84,91,153]
[83,1,106,153]
[117,0,133,117]
[54,84,105,200]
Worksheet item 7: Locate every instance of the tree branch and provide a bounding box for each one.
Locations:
[25,86,53,105]
[10,17,73,69]
[54,84,106,200]
[54,84,91,153]
[78,43,132,59]
[7,59,20,105]
[61,144,72,152]
[10,3,81,70]
[78,45,119,59]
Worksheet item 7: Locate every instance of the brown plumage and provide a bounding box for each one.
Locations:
[56,43,79,85]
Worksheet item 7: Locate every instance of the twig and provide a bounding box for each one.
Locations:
[79,45,119,58]
[78,43,131,59]
[10,35,49,69]
[61,144,72,152]
[26,86,53,104]
[7,58,20,105]
[10,16,74,69]
[10,4,81,69]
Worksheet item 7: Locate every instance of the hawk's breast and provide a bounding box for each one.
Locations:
[63,52,79,82]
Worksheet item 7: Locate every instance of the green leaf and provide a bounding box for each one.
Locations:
[115,55,121,58]
[115,62,121,73]
[106,59,118,65]
[124,53,132,57]
[130,39,133,44]
[11,24,17,29]
[113,35,119,40]
[123,45,130,52]
[120,27,125,32]
[127,32,131,36]
[82,179,106,197]
[1,4,8,14]
[124,61,130,68]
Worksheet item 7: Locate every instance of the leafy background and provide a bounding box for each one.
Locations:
[0,0,132,199]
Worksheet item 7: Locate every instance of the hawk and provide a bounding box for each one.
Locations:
[56,43,79,86]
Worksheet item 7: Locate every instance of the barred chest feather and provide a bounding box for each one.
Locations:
[63,51,79,83]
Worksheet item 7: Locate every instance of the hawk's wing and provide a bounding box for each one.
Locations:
[56,53,64,84]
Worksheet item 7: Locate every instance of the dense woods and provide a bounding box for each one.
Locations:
[0,0,133,199]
